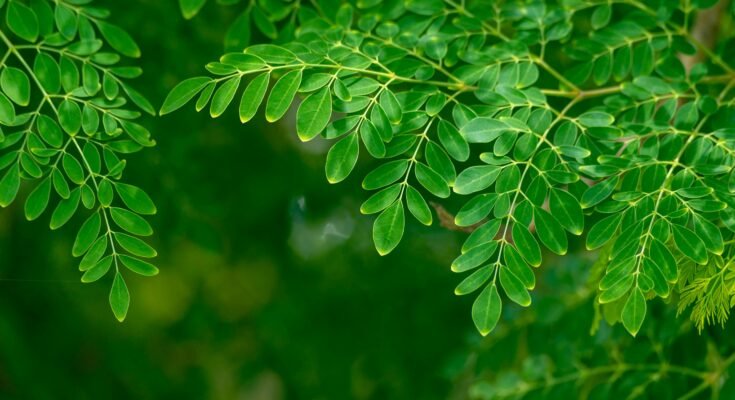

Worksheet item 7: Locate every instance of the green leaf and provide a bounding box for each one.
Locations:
[160,77,213,115]
[621,287,646,336]
[499,267,531,307]
[115,183,156,215]
[79,237,107,271]
[33,53,61,94]
[437,119,469,161]
[24,176,51,221]
[50,188,80,229]
[578,111,614,127]
[549,189,583,235]
[36,114,64,148]
[52,168,70,199]
[59,55,78,93]
[62,153,84,184]
[424,142,455,184]
[0,164,21,207]
[6,0,39,42]
[54,3,77,39]
[461,118,507,143]
[649,239,677,282]
[581,176,618,208]
[591,4,612,29]
[72,211,101,257]
[110,207,153,236]
[452,241,497,273]
[455,193,496,227]
[415,163,449,198]
[325,133,359,184]
[0,92,15,124]
[115,232,157,258]
[265,69,302,122]
[1,67,31,106]
[238,73,269,123]
[360,184,401,215]
[692,214,723,255]
[210,76,240,118]
[405,185,432,225]
[82,256,112,283]
[672,224,708,265]
[454,166,500,195]
[379,90,402,124]
[373,200,405,256]
[121,83,156,116]
[244,44,297,64]
[586,213,622,250]
[109,272,130,322]
[533,207,567,255]
[333,78,351,102]
[296,86,332,141]
[119,255,159,276]
[179,0,206,19]
[512,224,541,267]
[504,245,535,289]
[363,160,409,190]
[455,266,492,296]
[82,64,102,96]
[599,274,634,304]
[360,120,385,158]
[97,21,141,58]
[472,283,502,336]
[58,100,82,135]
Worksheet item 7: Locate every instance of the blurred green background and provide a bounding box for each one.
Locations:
[2,1,735,399]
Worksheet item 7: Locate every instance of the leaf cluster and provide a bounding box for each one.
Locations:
[0,0,157,321]
[166,0,735,337]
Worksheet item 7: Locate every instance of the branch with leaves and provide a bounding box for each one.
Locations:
[0,0,157,321]
[163,0,735,337]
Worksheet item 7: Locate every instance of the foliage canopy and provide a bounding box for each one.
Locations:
[161,0,735,338]
[4,0,735,342]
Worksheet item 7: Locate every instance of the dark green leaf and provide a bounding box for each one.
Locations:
[97,21,141,58]
[1,67,31,106]
[72,211,101,257]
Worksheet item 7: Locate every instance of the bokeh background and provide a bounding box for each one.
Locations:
[2,1,735,399]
